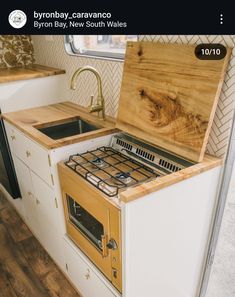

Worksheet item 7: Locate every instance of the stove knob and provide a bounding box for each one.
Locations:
[107,239,118,250]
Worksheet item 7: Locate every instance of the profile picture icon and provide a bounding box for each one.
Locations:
[9,10,27,28]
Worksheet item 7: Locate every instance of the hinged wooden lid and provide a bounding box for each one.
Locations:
[116,42,231,162]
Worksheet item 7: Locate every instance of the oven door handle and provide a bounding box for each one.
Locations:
[101,234,108,258]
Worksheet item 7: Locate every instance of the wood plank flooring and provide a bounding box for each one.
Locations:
[0,190,81,297]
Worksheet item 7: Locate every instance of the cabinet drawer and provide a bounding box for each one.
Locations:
[64,239,118,297]
[4,121,52,187]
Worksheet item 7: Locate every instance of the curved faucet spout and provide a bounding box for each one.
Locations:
[70,66,105,119]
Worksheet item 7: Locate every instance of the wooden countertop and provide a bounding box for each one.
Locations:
[2,102,117,149]
[120,154,223,203]
[0,64,65,83]
[2,101,222,203]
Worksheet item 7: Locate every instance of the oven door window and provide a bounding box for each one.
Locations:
[67,195,104,251]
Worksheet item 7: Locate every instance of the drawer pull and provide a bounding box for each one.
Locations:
[27,191,32,196]
[85,269,90,280]
[36,199,40,205]
[26,150,31,157]
[11,135,16,140]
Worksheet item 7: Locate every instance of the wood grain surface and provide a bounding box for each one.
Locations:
[0,64,65,83]
[117,42,231,162]
[0,224,50,297]
[0,190,81,297]
[0,207,32,242]
[19,237,80,297]
[120,154,223,202]
[0,263,18,297]
[2,102,117,149]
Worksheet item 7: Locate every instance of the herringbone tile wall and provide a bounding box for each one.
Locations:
[32,35,123,119]
[32,35,235,160]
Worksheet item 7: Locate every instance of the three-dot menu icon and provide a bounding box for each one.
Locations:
[220,14,223,24]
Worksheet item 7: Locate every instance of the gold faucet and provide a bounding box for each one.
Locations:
[70,66,105,119]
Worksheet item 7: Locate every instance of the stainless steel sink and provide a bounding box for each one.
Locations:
[37,117,99,140]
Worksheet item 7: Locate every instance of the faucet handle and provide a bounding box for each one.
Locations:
[90,95,94,107]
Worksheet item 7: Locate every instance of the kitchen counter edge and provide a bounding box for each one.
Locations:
[2,102,222,203]
[120,155,223,203]
[2,101,117,149]
[0,64,65,83]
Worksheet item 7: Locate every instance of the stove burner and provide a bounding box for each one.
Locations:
[66,146,159,197]
[91,157,106,168]
[115,172,132,184]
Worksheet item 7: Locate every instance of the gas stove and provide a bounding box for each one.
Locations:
[65,133,194,198]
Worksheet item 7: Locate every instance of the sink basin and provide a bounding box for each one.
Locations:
[37,117,99,140]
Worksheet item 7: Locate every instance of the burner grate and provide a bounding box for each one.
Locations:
[65,147,159,197]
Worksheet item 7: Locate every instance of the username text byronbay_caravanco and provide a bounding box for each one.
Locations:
[33,11,112,20]
[33,11,127,29]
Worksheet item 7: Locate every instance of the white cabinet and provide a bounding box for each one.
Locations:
[31,171,63,265]
[14,156,63,266]
[5,121,63,266]
[13,156,39,235]
[64,239,118,297]
[4,121,53,187]
[0,74,66,113]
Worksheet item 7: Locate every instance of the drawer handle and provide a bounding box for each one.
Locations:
[26,150,31,157]
[36,199,40,205]
[11,135,16,140]
[85,269,90,280]
[27,191,32,196]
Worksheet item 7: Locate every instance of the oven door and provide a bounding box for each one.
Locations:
[58,163,121,291]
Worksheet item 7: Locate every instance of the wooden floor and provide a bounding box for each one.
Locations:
[0,190,81,297]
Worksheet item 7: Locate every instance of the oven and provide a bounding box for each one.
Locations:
[58,162,122,292]
[57,133,193,294]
